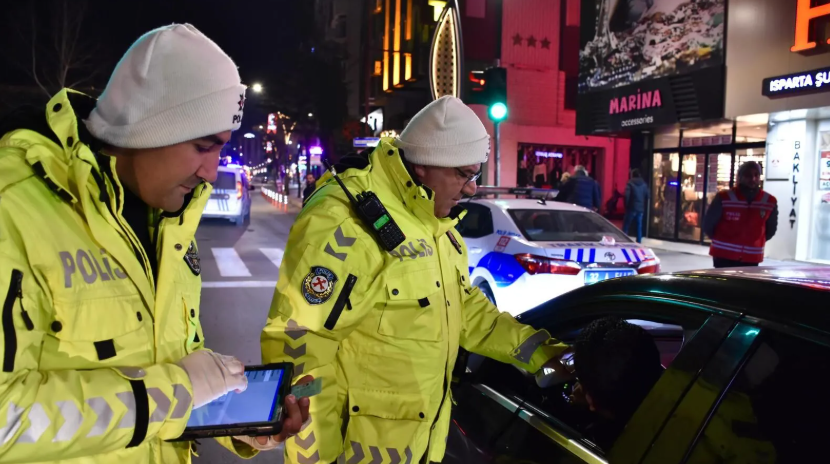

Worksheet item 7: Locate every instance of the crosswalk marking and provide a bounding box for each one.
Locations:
[260,248,285,269]
[212,248,252,277]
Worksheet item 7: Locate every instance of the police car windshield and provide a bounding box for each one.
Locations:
[212,171,237,190]
[508,209,631,242]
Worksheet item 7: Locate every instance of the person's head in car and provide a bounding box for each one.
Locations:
[573,317,663,422]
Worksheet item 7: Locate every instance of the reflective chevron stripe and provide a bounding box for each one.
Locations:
[513,331,549,364]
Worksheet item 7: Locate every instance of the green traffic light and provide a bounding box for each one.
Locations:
[489,102,508,121]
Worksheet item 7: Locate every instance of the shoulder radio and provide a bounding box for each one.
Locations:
[323,161,406,252]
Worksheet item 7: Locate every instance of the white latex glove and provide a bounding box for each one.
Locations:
[233,435,283,451]
[176,351,248,408]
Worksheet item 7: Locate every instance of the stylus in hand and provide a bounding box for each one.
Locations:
[234,375,314,450]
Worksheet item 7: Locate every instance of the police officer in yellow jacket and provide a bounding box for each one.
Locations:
[0,24,307,463]
[262,96,568,464]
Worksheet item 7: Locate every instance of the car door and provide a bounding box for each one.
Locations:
[457,202,495,270]
[644,319,830,463]
[447,296,738,464]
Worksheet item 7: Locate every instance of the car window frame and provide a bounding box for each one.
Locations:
[646,316,830,464]
[457,202,495,239]
[467,296,737,463]
[506,208,632,243]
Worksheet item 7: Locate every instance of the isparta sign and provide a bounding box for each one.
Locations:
[762,66,830,98]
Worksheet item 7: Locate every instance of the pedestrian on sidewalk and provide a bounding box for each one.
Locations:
[555,165,601,211]
[623,169,650,243]
[0,24,309,464]
[703,161,778,268]
[261,96,571,464]
[303,173,317,201]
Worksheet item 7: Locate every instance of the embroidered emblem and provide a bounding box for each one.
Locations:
[302,266,338,305]
[184,241,201,276]
[446,231,463,255]
[760,210,767,218]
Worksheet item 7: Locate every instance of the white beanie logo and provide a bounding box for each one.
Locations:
[394,96,490,168]
[85,23,247,149]
[233,94,246,124]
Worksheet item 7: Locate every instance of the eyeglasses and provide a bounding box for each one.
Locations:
[456,168,482,184]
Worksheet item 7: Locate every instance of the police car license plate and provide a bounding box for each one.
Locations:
[584,269,636,285]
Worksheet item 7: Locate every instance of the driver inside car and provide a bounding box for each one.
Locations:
[568,317,664,450]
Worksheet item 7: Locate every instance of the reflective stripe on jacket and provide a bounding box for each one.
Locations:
[261,140,566,464]
[0,90,253,463]
[709,188,777,263]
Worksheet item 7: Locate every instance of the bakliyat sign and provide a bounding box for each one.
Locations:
[762,65,830,98]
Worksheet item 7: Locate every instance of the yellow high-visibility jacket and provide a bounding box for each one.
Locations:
[0,90,253,463]
[262,140,565,464]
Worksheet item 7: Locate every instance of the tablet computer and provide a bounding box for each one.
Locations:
[172,362,294,441]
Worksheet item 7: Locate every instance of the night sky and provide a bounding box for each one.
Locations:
[0,0,310,89]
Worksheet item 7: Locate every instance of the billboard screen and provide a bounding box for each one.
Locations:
[578,0,725,94]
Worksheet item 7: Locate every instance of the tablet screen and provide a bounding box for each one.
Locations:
[186,368,285,428]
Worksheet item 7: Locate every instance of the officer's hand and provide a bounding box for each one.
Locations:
[176,351,248,408]
[233,375,313,451]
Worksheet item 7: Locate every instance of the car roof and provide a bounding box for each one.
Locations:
[467,198,592,212]
[520,266,830,336]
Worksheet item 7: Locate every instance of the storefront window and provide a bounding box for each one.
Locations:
[734,148,766,189]
[809,126,830,263]
[651,152,679,239]
[681,120,734,141]
[517,143,603,189]
[678,154,705,241]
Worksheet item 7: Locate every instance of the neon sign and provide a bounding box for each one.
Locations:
[762,66,830,98]
[535,151,563,159]
[791,0,830,53]
[609,89,662,115]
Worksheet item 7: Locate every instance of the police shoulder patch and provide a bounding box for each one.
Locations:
[184,241,201,276]
[302,266,338,305]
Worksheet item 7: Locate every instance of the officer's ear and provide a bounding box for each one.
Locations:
[410,163,428,182]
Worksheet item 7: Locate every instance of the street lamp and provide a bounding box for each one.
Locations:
[252,83,263,93]
[308,113,314,118]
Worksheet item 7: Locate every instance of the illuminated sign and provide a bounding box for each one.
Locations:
[791,0,830,53]
[609,89,663,115]
[762,66,830,98]
[309,146,323,155]
[267,114,277,134]
[353,137,380,148]
[535,151,563,159]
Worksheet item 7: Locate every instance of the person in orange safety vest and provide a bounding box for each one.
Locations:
[703,161,778,268]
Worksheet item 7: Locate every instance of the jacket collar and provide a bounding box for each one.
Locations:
[370,140,465,237]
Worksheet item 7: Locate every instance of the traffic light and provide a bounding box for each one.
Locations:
[483,67,507,122]
[465,70,488,105]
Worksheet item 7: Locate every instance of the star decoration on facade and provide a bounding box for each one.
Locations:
[541,37,551,49]
[512,33,523,46]
[527,35,537,47]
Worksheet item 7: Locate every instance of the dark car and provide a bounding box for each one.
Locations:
[446,267,830,464]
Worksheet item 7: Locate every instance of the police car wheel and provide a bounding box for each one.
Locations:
[477,281,496,306]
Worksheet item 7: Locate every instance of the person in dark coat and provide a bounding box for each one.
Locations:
[623,169,650,243]
[302,173,317,201]
[556,165,601,211]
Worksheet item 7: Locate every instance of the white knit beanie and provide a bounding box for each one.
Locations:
[85,24,246,149]
[394,96,490,167]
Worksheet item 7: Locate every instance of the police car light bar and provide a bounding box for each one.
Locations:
[473,186,559,200]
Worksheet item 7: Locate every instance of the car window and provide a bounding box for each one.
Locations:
[452,300,713,462]
[685,330,830,463]
[508,209,630,242]
[213,171,237,190]
[457,203,494,239]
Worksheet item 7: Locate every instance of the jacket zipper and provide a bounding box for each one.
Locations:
[3,270,24,372]
[324,274,357,330]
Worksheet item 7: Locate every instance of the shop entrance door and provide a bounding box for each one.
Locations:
[652,151,735,244]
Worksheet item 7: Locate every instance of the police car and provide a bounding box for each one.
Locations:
[457,187,660,316]
[203,164,253,226]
